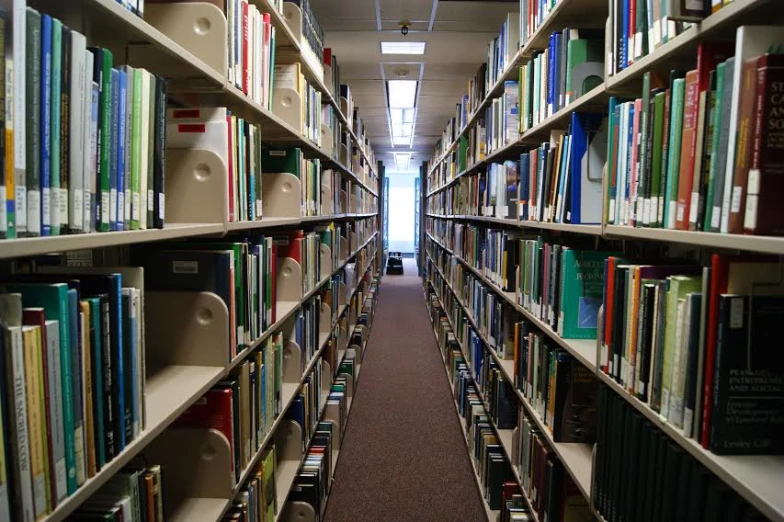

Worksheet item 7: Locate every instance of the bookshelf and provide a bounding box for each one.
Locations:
[0,1,381,521]
[423,0,784,520]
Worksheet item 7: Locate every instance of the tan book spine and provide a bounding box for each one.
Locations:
[22,326,47,519]
[80,303,96,478]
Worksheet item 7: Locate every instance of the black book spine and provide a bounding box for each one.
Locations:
[152,75,166,229]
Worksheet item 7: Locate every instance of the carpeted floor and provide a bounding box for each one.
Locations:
[323,259,486,522]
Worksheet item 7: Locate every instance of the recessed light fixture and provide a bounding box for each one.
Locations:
[387,80,418,109]
[393,152,412,171]
[381,41,426,55]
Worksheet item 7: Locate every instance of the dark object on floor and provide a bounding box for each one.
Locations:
[386,252,404,275]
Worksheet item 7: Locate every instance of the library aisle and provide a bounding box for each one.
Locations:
[324,259,486,522]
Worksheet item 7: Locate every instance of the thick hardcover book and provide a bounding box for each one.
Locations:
[40,14,52,236]
[675,69,698,230]
[711,294,784,454]
[743,54,784,235]
[552,353,598,442]
[152,75,166,229]
[59,26,71,233]
[50,19,62,236]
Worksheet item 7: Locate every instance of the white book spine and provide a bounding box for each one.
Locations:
[69,31,86,232]
[7,325,34,522]
[44,320,67,502]
[83,52,96,233]
[139,70,151,229]
[13,0,27,235]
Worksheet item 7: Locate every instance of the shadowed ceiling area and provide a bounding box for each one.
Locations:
[311,0,515,171]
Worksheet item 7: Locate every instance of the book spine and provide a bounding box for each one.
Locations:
[675,70,698,230]
[43,321,66,503]
[40,15,52,236]
[6,327,35,522]
[25,8,40,238]
[50,19,61,236]
[11,2,25,238]
[109,69,119,231]
[22,328,47,517]
[59,26,70,233]
[116,69,126,231]
[146,73,155,228]
[727,58,760,233]
[98,49,112,232]
[153,75,166,229]
[122,66,133,230]
[69,32,86,233]
[130,69,141,230]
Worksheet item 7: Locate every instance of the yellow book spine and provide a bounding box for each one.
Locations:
[22,326,47,519]
[80,303,96,478]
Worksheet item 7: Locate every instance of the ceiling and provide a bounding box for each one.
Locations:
[310,0,516,173]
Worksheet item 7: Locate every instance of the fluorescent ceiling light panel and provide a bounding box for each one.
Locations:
[388,80,418,108]
[393,152,412,170]
[381,41,426,55]
[393,135,412,146]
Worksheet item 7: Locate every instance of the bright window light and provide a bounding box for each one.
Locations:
[390,108,415,125]
[388,80,418,109]
[394,152,412,170]
[381,41,426,55]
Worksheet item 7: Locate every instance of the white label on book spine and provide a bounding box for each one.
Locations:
[110,189,118,225]
[117,192,125,228]
[83,193,91,233]
[710,206,721,229]
[43,189,51,226]
[676,203,685,222]
[132,193,140,221]
[15,186,26,229]
[0,191,6,233]
[730,298,744,328]
[730,186,742,212]
[744,195,758,230]
[101,192,110,224]
[28,191,41,235]
[59,188,68,226]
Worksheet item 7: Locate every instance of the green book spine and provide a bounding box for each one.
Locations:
[86,297,105,468]
[50,19,61,236]
[650,92,666,228]
[130,69,142,230]
[703,62,725,231]
[664,78,685,229]
[25,8,41,237]
[559,249,612,339]
[98,49,113,232]
[660,275,700,420]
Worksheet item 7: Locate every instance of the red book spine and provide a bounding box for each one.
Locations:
[676,69,699,230]
[628,0,636,64]
[700,253,727,448]
[603,257,617,374]
[744,55,784,235]
[728,57,762,233]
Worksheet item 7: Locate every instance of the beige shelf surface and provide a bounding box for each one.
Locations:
[604,225,784,256]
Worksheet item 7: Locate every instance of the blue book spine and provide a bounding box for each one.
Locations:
[109,69,119,231]
[557,135,570,223]
[520,154,530,220]
[110,274,125,450]
[41,14,52,236]
[570,112,586,224]
[116,69,127,231]
[547,34,555,117]
[554,31,562,112]
[50,19,62,236]
[621,0,629,69]
[90,83,100,232]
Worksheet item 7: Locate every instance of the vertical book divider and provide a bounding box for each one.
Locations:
[262,172,302,219]
[166,148,229,225]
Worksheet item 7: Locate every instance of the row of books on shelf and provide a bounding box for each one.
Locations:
[607,0,742,77]
[428,256,596,522]
[225,0,276,109]
[0,8,167,239]
[599,253,784,455]
[487,12,522,95]
[428,252,600,445]
[0,269,147,521]
[429,224,784,456]
[519,30,603,131]
[594,384,769,522]
[607,32,784,237]
[67,463,164,522]
[222,446,276,522]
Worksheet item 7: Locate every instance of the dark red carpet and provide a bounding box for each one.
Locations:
[323,259,486,522]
